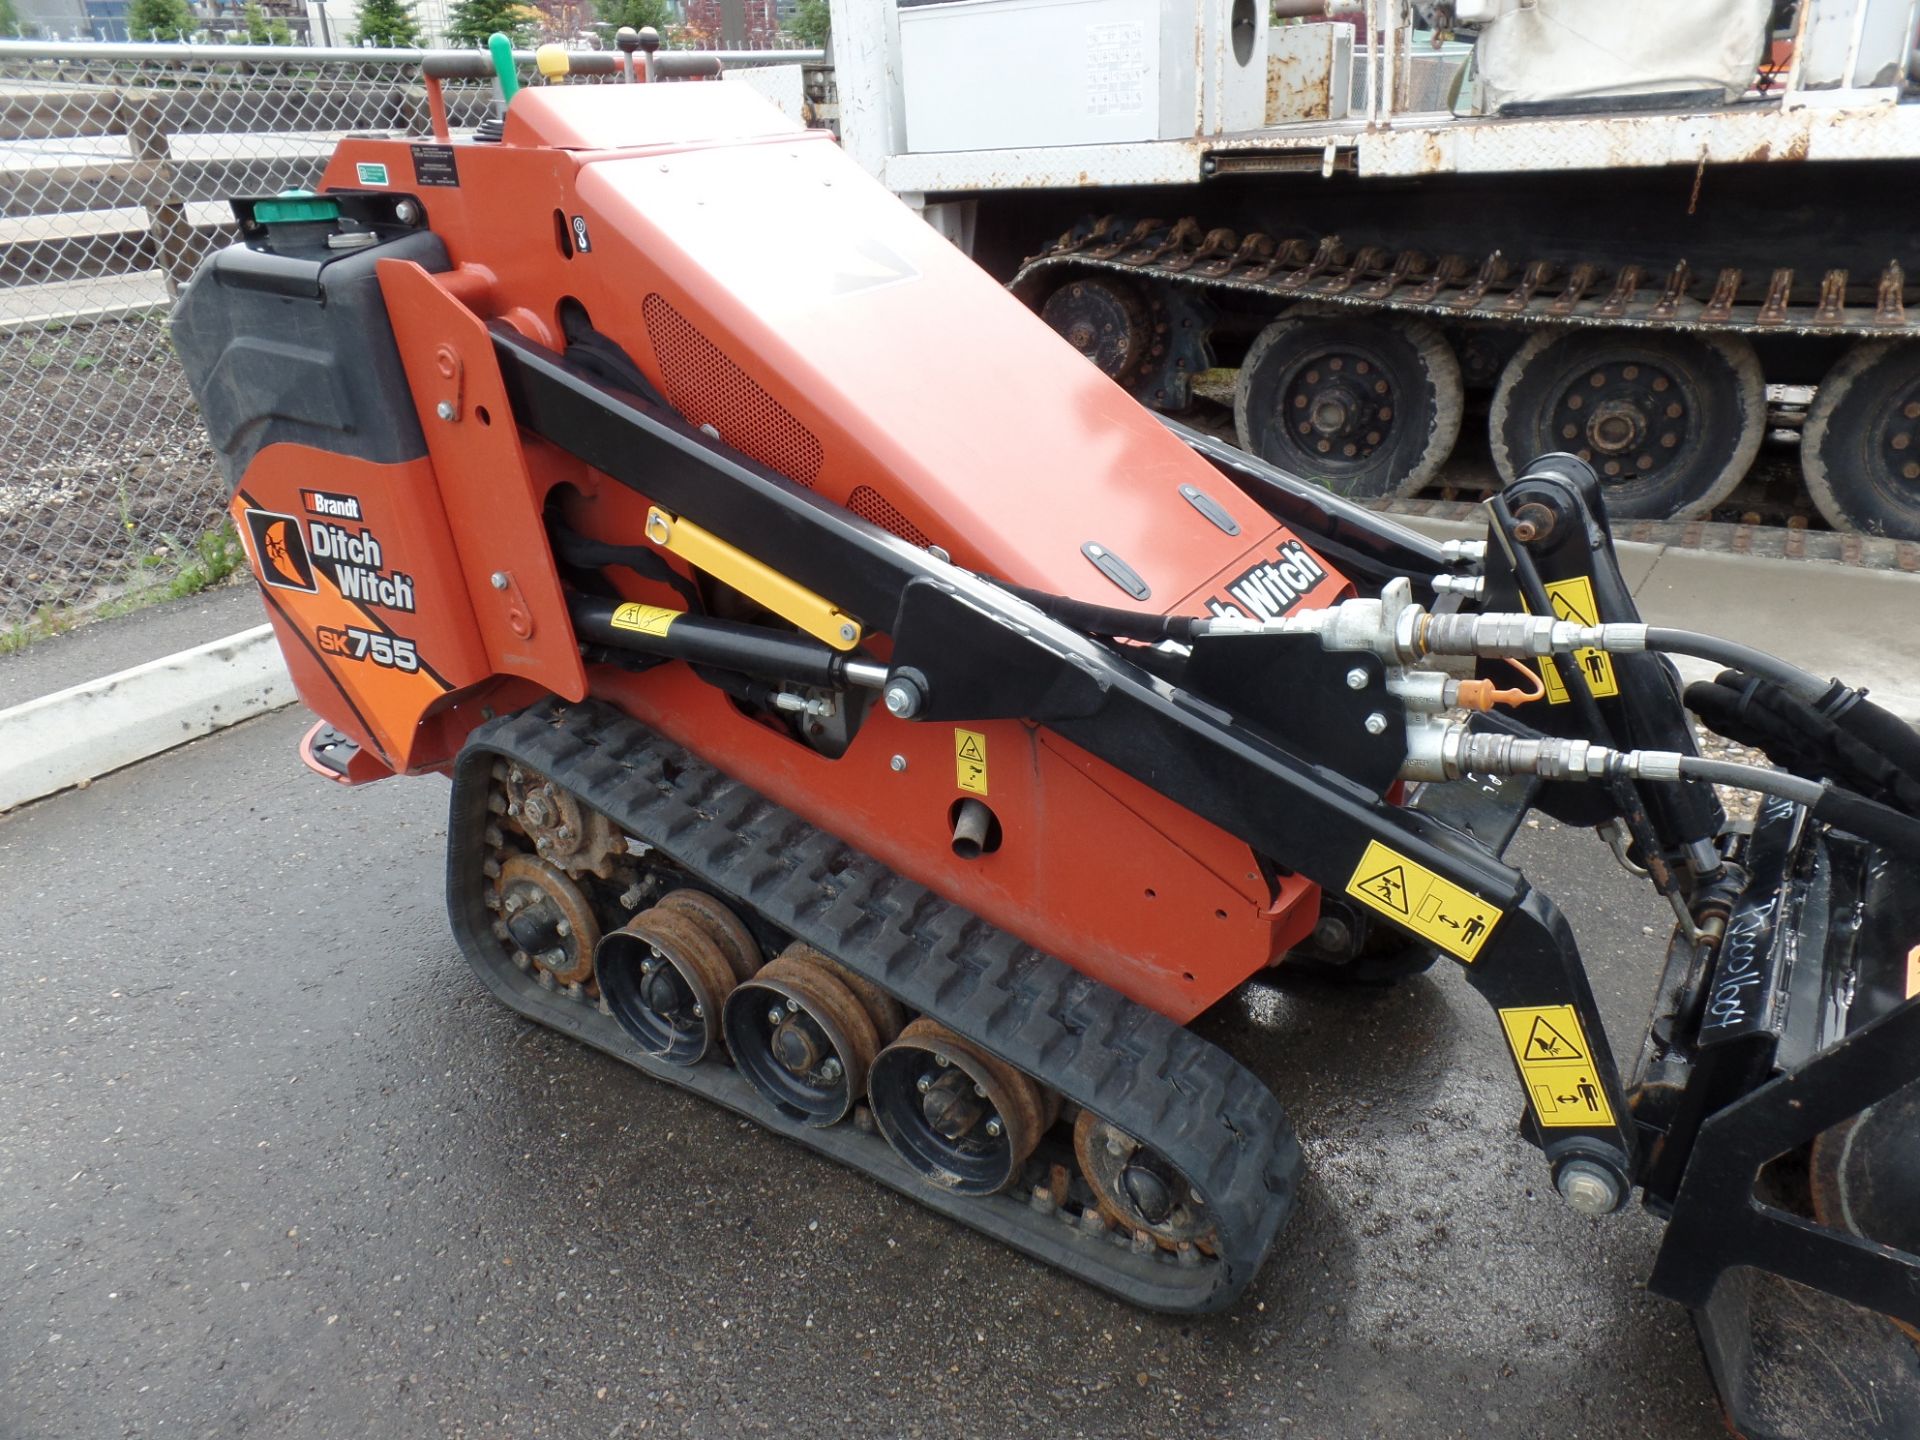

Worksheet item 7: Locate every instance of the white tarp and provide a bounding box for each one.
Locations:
[1474,0,1773,109]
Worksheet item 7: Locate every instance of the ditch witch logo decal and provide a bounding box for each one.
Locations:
[307,520,417,612]
[1205,540,1328,621]
[243,508,317,593]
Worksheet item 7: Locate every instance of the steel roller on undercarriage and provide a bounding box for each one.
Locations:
[172,46,1920,1438]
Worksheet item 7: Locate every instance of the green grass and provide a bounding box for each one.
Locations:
[2,521,249,654]
[0,606,75,656]
[98,523,249,616]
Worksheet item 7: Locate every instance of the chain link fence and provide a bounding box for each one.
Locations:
[0,39,819,635]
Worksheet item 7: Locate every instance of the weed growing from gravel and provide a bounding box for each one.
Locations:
[1,522,247,654]
[100,523,247,615]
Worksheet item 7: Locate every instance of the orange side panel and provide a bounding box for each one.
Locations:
[592,661,1318,1025]
[231,448,491,772]
[378,258,587,703]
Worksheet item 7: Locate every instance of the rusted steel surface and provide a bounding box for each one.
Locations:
[1013,216,1920,338]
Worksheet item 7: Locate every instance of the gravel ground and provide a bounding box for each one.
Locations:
[0,313,221,623]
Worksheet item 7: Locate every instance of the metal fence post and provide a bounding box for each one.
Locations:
[124,92,197,295]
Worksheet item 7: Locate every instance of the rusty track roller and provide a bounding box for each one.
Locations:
[869,1019,1058,1195]
[1074,1111,1218,1257]
[722,942,905,1127]
[491,853,601,988]
[595,889,759,1065]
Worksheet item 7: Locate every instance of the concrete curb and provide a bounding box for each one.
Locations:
[0,625,295,813]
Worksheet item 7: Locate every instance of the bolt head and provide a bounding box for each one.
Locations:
[1364,711,1389,736]
[985,1117,1003,1138]
[768,1006,786,1026]
[691,1003,704,1019]
[889,754,907,773]
[1346,667,1369,690]
[1556,1159,1622,1217]
[819,1057,843,1082]
[490,571,509,591]
[554,919,571,937]
[436,400,456,421]
[838,622,858,644]
[915,1074,932,1093]
[394,200,418,223]
[883,683,918,718]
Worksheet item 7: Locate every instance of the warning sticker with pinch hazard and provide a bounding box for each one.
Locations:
[1343,839,1503,963]
[1498,1004,1617,1128]
[1533,576,1619,704]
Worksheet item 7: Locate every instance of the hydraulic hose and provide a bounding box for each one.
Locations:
[1414,731,1920,858]
[1641,628,1831,704]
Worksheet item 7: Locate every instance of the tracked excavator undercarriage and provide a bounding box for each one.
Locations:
[172,52,1920,1440]
[1009,190,1920,542]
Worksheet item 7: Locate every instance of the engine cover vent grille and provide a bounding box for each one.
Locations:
[641,294,822,489]
[846,485,932,549]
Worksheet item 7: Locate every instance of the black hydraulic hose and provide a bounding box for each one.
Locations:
[1655,626,1920,790]
[1674,756,1920,858]
[1817,681,1920,784]
[1642,628,1831,704]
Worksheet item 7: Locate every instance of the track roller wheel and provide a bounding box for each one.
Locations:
[1040,276,1152,387]
[721,943,903,1127]
[1811,1083,1920,1343]
[1234,306,1462,500]
[1073,1111,1217,1254]
[492,854,601,987]
[595,889,757,1065]
[1801,341,1920,540]
[870,1019,1057,1195]
[1490,328,1763,519]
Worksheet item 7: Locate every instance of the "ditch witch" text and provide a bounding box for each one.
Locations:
[309,521,417,612]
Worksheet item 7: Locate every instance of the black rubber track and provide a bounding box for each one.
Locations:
[447,698,1304,1312]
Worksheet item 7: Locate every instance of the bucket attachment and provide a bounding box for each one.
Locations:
[1638,807,1920,1439]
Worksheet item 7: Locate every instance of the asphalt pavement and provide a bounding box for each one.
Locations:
[1,707,1727,1440]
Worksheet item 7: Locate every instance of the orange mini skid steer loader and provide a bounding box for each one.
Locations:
[173,45,1920,1438]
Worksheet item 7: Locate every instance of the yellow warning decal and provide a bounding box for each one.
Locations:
[609,603,679,638]
[1906,944,1920,1000]
[954,729,989,795]
[1498,1004,1617,1128]
[1534,576,1619,704]
[1343,839,1503,963]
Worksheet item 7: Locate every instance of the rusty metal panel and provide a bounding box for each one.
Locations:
[1358,101,1920,177]
[1265,22,1352,124]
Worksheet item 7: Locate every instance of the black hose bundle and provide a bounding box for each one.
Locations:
[1685,669,1920,819]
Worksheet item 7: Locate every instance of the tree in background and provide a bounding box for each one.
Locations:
[242,2,292,42]
[595,0,668,43]
[127,0,197,40]
[445,0,536,46]
[536,0,594,43]
[788,0,828,47]
[354,0,422,47]
[0,0,20,37]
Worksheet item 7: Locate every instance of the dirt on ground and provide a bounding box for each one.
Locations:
[0,313,223,624]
